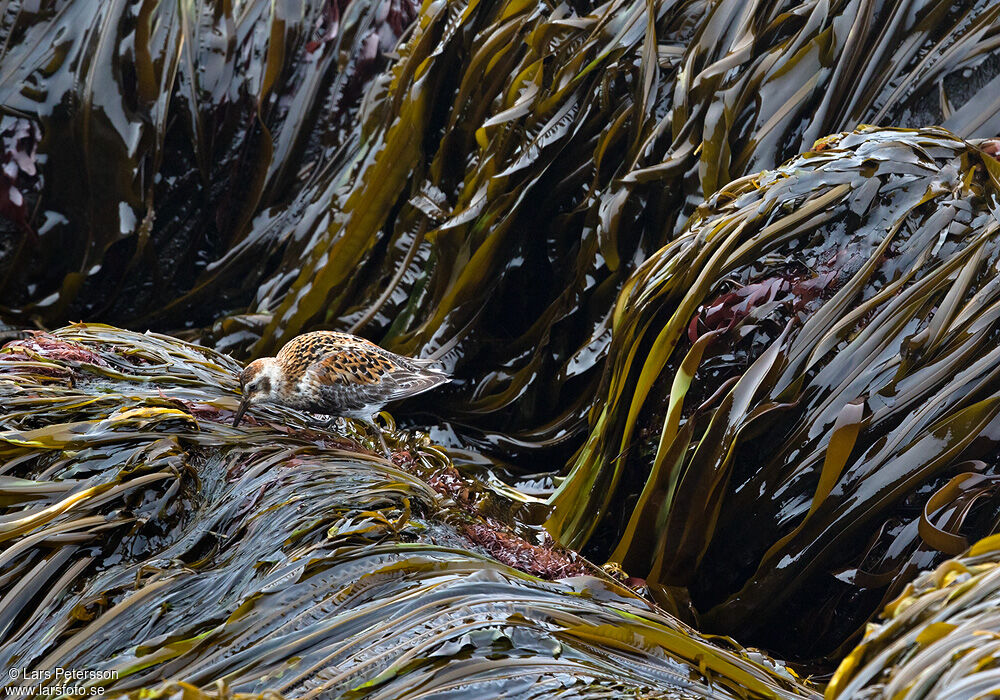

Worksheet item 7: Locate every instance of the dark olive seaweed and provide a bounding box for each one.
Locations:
[547,126,1000,661]
[4,0,1000,684]
[3,0,1000,475]
[0,326,813,699]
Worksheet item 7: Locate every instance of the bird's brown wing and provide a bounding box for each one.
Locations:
[309,343,398,386]
[309,346,448,405]
[282,331,448,409]
[276,331,387,379]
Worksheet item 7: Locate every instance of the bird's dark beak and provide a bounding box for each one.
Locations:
[233,397,250,427]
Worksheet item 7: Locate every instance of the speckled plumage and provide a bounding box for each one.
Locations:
[233,331,448,427]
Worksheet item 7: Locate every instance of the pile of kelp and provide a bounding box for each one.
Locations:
[0,326,814,699]
[3,0,1000,469]
[827,533,1000,699]
[5,0,1000,691]
[548,126,1000,661]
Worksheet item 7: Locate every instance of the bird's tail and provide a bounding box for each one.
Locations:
[402,354,447,372]
[396,368,450,398]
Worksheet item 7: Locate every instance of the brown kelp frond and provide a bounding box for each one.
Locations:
[548,126,1000,661]
[0,325,813,699]
[827,534,1000,699]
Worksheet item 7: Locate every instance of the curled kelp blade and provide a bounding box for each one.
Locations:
[547,126,1000,662]
[827,534,1000,700]
[0,325,813,699]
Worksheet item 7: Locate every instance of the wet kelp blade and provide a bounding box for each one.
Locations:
[827,534,1000,699]
[547,126,1000,661]
[0,326,814,698]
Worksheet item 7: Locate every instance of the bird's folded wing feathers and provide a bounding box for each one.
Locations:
[308,348,396,385]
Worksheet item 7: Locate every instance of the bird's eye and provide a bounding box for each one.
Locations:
[244,377,270,395]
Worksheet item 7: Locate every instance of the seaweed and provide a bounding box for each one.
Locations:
[0,0,416,327]
[547,126,1000,661]
[827,533,1000,698]
[232,0,1000,468]
[3,0,1000,472]
[0,325,813,699]
[4,0,1000,683]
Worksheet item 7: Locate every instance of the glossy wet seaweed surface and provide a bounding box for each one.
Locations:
[827,534,1000,699]
[4,0,1000,472]
[548,126,1000,661]
[0,326,812,698]
[2,0,1000,696]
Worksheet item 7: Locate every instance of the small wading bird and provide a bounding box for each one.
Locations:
[233,331,449,454]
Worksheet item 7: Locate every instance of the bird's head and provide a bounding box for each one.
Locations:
[233,358,282,427]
